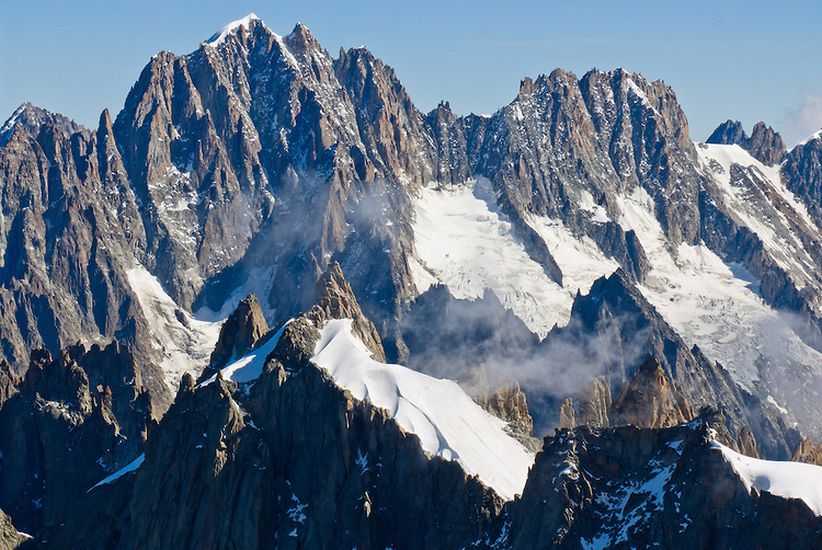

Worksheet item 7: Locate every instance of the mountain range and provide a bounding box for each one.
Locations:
[1,14,822,548]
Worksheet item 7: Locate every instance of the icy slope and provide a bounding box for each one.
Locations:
[714,441,822,515]
[411,180,616,337]
[614,185,822,431]
[696,142,822,291]
[126,267,223,389]
[311,318,535,500]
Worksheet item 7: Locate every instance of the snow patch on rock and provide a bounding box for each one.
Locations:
[200,322,290,387]
[88,454,145,491]
[207,13,264,46]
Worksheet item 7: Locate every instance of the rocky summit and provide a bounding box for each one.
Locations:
[2,12,822,549]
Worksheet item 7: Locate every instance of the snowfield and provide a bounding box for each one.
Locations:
[311,318,535,500]
[411,180,616,337]
[410,175,822,433]
[714,441,822,515]
[614,183,822,410]
[696,142,822,290]
[126,266,223,390]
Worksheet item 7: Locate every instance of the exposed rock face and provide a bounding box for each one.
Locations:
[784,133,822,231]
[508,414,822,549]
[747,121,787,165]
[201,294,268,380]
[0,105,151,374]
[707,119,746,146]
[0,102,80,146]
[472,379,539,451]
[611,357,695,428]
[0,509,28,550]
[792,437,822,466]
[538,270,795,459]
[707,119,787,164]
[0,361,20,406]
[0,343,157,534]
[43,265,503,549]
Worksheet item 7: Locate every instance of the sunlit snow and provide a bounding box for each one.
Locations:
[714,441,822,515]
[88,454,145,491]
[206,13,263,46]
[311,318,535,500]
[200,322,290,386]
[126,267,223,390]
[411,180,616,337]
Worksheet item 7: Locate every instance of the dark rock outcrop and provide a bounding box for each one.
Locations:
[0,361,20,406]
[707,119,746,146]
[0,343,157,534]
[508,413,822,549]
[784,133,822,233]
[43,265,503,549]
[707,119,786,165]
[201,294,268,381]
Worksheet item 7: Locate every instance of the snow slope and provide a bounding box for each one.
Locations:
[614,185,822,428]
[311,318,535,500]
[200,322,290,387]
[126,267,223,390]
[696,142,822,290]
[714,441,822,515]
[207,13,262,45]
[411,180,616,337]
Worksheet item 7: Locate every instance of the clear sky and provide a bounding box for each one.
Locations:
[2,0,821,145]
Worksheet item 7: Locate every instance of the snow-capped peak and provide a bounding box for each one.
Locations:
[206,13,266,46]
[797,128,822,147]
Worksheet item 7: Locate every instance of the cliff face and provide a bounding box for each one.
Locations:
[0,343,157,533]
[44,265,506,549]
[0,508,28,550]
[201,294,268,381]
[509,414,822,549]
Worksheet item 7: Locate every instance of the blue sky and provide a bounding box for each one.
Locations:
[2,0,821,145]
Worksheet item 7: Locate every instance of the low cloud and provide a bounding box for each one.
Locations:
[784,94,822,145]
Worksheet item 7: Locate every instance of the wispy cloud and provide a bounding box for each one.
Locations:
[784,94,822,145]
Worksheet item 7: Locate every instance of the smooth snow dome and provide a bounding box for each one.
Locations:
[411,180,615,337]
[89,454,145,491]
[201,322,290,386]
[126,267,223,390]
[311,318,535,500]
[714,441,822,515]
